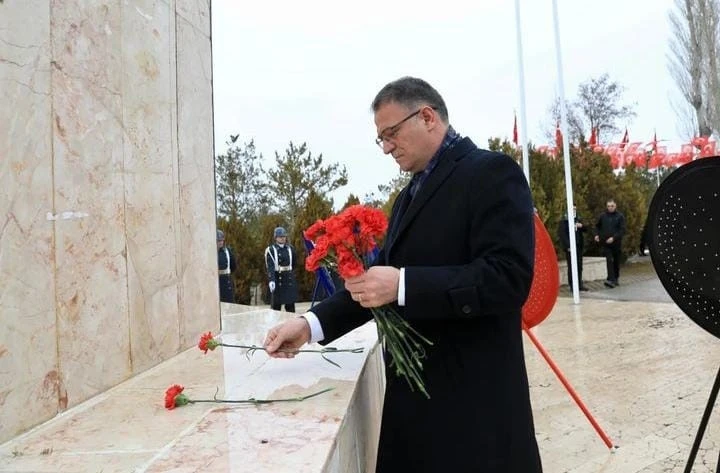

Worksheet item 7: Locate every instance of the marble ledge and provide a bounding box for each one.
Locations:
[0,307,382,473]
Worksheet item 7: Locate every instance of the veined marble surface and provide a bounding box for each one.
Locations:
[0,0,217,444]
[0,0,58,444]
[0,308,382,473]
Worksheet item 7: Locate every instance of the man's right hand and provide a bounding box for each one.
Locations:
[594,235,600,243]
[269,281,276,292]
[264,317,311,359]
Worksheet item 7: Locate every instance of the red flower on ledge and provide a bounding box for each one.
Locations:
[198,331,219,354]
[164,384,190,409]
[164,384,333,410]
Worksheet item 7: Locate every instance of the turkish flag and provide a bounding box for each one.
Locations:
[588,127,597,146]
[620,128,629,148]
[665,153,679,167]
[700,141,716,157]
[678,144,694,165]
[691,135,709,148]
[653,145,668,168]
[555,121,563,150]
[651,131,658,154]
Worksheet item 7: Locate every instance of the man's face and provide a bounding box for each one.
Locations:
[374,102,429,174]
[275,236,287,245]
[217,239,224,249]
[606,202,617,212]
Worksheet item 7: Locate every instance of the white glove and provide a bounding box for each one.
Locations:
[269,281,276,292]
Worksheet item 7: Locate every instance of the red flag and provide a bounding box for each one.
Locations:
[555,121,563,150]
[588,127,597,146]
[652,130,658,153]
[701,141,716,157]
[620,128,629,148]
[512,114,518,146]
[691,135,709,148]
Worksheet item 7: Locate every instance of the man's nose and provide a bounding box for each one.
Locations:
[382,141,395,154]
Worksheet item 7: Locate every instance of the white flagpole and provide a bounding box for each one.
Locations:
[514,0,530,182]
[551,0,580,304]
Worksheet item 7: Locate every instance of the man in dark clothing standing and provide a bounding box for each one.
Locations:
[264,227,298,312]
[262,77,542,473]
[594,199,625,288]
[217,230,237,303]
[558,206,588,291]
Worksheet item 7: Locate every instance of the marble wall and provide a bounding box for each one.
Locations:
[0,0,218,444]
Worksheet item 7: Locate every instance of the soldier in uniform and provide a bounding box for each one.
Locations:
[217,230,236,303]
[264,227,298,312]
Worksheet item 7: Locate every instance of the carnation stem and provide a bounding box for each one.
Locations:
[189,387,334,405]
[371,307,431,399]
[217,343,364,369]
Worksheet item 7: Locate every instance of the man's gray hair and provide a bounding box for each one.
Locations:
[371,77,449,123]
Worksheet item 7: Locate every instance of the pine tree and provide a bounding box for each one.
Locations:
[266,141,348,234]
[215,138,269,222]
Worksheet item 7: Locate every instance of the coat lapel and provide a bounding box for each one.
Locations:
[385,137,475,259]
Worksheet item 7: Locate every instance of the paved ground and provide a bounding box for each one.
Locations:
[560,254,673,303]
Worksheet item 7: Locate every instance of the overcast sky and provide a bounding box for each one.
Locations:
[211,0,682,206]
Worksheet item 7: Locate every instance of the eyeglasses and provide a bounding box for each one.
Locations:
[375,109,423,149]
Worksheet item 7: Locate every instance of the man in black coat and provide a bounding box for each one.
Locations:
[217,230,236,303]
[594,199,626,288]
[263,77,542,472]
[558,206,589,291]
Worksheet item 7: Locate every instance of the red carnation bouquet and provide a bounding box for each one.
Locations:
[304,204,432,398]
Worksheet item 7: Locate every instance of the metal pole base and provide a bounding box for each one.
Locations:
[685,365,720,473]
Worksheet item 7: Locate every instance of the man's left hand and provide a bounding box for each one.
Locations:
[345,266,399,308]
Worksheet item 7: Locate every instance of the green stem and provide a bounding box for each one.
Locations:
[189,387,334,405]
[371,307,431,399]
[218,343,364,355]
[215,343,363,369]
[376,310,424,369]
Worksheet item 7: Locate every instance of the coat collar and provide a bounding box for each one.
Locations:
[385,137,477,257]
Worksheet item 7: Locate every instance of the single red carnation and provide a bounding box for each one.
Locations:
[324,215,354,247]
[313,235,330,256]
[337,252,365,279]
[304,219,326,241]
[305,251,322,272]
[165,384,188,410]
[357,207,388,238]
[198,331,219,354]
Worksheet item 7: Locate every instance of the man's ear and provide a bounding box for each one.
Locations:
[420,106,439,131]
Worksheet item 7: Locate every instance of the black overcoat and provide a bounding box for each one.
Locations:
[311,138,542,473]
[265,244,298,305]
[218,246,236,303]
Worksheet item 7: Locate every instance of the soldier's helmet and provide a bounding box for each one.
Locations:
[217,230,225,241]
[274,227,288,238]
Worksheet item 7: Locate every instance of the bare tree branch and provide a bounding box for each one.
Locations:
[667,0,719,137]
